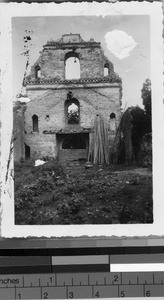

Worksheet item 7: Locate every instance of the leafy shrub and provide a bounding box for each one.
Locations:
[56,196,85,222]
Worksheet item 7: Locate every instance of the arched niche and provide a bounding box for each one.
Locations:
[32,114,38,132]
[110,113,116,131]
[104,63,109,76]
[35,65,41,79]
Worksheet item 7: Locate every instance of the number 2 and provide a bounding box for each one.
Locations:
[43,292,48,299]
[114,275,118,282]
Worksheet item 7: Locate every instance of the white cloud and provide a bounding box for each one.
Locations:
[105,30,137,60]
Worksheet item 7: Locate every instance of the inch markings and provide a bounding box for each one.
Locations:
[0,272,164,299]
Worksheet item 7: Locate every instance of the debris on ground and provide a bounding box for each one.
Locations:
[14,160,153,225]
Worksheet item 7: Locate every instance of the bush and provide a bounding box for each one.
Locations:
[56,196,85,223]
[138,133,152,167]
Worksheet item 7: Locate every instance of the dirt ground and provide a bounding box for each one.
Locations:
[14,160,153,225]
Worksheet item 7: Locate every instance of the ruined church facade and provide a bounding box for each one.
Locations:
[15,34,122,162]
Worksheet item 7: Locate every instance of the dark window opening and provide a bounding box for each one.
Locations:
[104,62,113,76]
[25,143,30,159]
[65,52,80,80]
[32,114,38,132]
[110,113,116,131]
[62,134,86,149]
[45,115,50,121]
[110,113,116,119]
[35,65,41,79]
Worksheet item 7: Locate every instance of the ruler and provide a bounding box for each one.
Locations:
[0,271,164,299]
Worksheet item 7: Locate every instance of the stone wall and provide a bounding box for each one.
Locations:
[30,46,105,80]
[25,133,56,159]
[25,86,121,134]
[25,34,115,84]
[13,107,25,162]
[20,34,122,162]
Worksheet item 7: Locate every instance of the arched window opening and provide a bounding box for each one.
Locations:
[104,64,109,76]
[68,103,79,124]
[25,143,30,159]
[35,65,41,79]
[65,52,80,80]
[65,97,80,125]
[110,113,116,131]
[32,114,38,132]
[62,134,86,149]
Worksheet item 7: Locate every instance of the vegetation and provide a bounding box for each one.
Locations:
[141,78,151,133]
[15,160,152,225]
[14,78,153,225]
[111,79,152,165]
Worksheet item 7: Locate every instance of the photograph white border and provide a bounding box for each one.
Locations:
[1,1,164,238]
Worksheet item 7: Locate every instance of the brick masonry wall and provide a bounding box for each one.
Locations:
[25,133,56,159]
[13,109,25,162]
[21,34,122,161]
[29,45,107,81]
[24,85,121,160]
[25,86,121,133]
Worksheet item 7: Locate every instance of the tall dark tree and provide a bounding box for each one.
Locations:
[131,106,145,163]
[141,78,151,133]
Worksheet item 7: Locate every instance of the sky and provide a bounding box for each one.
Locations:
[12,15,150,108]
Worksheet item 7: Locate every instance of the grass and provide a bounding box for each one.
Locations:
[14,160,153,225]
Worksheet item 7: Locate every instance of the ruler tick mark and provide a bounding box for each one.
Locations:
[88,275,90,285]
[66,286,68,299]
[55,273,57,286]
[14,285,16,300]
[91,285,94,298]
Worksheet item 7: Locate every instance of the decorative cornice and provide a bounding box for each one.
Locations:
[25,75,122,86]
[43,128,91,134]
